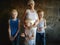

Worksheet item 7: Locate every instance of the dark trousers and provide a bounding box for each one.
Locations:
[11,34,20,45]
[20,36,25,45]
[36,32,46,45]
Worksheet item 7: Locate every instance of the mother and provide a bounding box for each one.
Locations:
[23,0,39,45]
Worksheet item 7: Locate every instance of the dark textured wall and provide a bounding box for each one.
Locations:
[0,0,60,45]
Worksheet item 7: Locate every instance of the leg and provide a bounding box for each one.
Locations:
[41,33,46,45]
[11,39,16,45]
[32,28,37,45]
[28,28,37,45]
[43,33,46,45]
[20,36,25,45]
[36,33,41,45]
[16,33,20,45]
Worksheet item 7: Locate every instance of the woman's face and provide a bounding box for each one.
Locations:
[29,3,35,9]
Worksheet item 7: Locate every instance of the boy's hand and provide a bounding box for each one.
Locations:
[37,27,43,32]
[29,35,34,40]
[20,33,25,37]
[10,36,14,41]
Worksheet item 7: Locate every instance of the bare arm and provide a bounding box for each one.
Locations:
[22,10,29,29]
[44,19,47,29]
[8,20,12,40]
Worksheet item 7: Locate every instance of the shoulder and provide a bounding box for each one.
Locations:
[34,9,37,12]
[26,9,30,13]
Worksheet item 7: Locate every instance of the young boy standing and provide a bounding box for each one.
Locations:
[8,9,20,45]
[36,9,47,45]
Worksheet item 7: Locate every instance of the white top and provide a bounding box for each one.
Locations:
[37,19,45,33]
[25,9,38,26]
[25,9,38,41]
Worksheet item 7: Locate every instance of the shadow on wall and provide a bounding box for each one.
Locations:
[46,22,60,43]
[0,9,11,45]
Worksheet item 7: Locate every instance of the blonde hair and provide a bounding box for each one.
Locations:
[28,0,35,5]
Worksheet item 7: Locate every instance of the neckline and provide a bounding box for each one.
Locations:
[12,18,17,21]
[29,9,35,13]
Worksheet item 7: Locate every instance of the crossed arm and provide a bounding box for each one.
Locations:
[8,20,20,41]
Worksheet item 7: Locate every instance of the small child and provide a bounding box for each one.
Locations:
[36,9,47,45]
[8,9,20,45]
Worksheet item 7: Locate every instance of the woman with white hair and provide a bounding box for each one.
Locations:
[23,0,39,45]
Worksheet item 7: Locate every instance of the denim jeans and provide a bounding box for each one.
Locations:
[28,40,35,45]
[20,36,25,45]
[36,32,46,45]
[11,33,20,45]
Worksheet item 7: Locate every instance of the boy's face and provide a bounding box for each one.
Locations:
[11,10,18,18]
[38,11,44,18]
